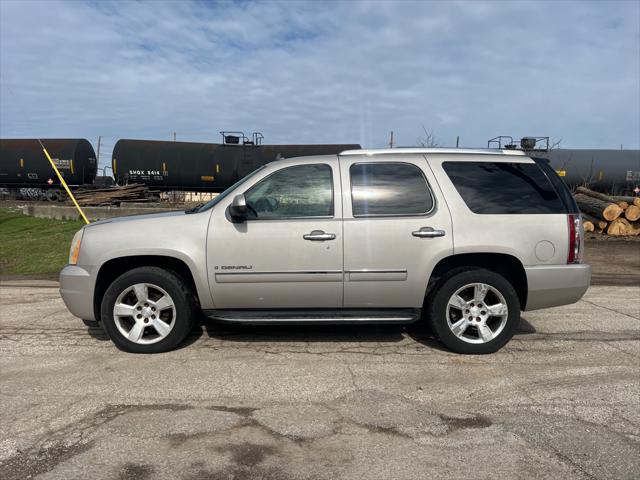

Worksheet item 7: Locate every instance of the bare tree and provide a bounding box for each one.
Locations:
[550,137,562,150]
[417,126,440,147]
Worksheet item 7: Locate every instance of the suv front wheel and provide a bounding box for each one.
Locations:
[426,268,520,354]
[100,267,196,353]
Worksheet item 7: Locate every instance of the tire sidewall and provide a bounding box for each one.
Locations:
[100,267,194,353]
[429,269,520,354]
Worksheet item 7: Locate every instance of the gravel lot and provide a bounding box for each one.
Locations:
[1,277,639,479]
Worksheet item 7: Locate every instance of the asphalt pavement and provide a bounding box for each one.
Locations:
[0,281,639,480]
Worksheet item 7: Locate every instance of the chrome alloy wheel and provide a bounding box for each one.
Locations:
[113,283,176,345]
[446,283,508,344]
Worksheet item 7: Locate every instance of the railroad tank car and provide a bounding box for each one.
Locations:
[535,149,640,195]
[0,138,97,187]
[112,139,360,191]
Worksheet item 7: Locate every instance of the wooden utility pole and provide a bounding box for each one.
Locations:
[456,136,460,148]
[96,136,101,164]
[389,131,394,148]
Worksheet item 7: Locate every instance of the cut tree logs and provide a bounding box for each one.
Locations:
[581,213,608,231]
[574,193,623,221]
[574,187,640,236]
[607,218,627,236]
[625,205,640,222]
[575,186,639,205]
[607,218,640,236]
[71,184,150,206]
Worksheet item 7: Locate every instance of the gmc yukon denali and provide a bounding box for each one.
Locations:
[60,148,591,354]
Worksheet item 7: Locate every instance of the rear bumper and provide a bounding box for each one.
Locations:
[59,264,98,320]
[524,264,591,311]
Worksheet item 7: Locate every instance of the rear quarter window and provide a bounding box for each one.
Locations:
[443,161,567,214]
[532,157,579,214]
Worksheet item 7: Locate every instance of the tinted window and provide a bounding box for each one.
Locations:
[532,157,579,214]
[350,163,433,216]
[244,164,333,219]
[443,161,566,214]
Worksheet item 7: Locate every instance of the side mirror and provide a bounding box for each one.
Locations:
[229,194,248,221]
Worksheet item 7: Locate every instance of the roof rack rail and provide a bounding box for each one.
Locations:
[488,136,549,151]
[339,148,525,156]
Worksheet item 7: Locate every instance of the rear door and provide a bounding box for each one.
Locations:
[339,154,453,308]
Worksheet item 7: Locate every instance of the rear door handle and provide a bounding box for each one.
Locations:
[303,230,336,241]
[412,227,446,238]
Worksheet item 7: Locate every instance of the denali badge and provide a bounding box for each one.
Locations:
[215,265,253,270]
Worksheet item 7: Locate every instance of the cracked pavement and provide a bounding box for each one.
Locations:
[0,281,639,479]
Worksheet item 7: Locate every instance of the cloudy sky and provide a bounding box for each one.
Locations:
[1,0,638,167]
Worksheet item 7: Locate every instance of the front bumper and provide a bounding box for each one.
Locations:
[524,264,591,311]
[59,264,98,320]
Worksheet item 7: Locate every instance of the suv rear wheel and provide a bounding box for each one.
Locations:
[100,267,196,353]
[426,268,520,354]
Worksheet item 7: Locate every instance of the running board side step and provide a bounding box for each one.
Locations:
[203,308,420,325]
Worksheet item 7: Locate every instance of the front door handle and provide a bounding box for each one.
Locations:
[303,230,336,241]
[412,227,446,238]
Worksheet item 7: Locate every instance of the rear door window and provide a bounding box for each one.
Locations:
[350,162,433,216]
[442,161,566,214]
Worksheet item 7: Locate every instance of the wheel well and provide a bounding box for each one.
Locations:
[427,253,528,309]
[93,256,199,321]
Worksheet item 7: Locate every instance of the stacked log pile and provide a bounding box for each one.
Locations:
[71,184,154,206]
[575,187,640,236]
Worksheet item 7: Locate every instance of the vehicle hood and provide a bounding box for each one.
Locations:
[78,208,211,268]
[85,210,187,228]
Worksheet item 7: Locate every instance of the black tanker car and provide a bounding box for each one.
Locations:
[2,135,638,198]
[489,137,640,195]
[536,149,640,195]
[112,139,361,191]
[0,138,97,188]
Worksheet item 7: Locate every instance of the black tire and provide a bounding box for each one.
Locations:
[100,267,196,353]
[45,190,60,202]
[426,268,520,354]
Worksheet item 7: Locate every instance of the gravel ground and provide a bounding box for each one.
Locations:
[0,280,639,480]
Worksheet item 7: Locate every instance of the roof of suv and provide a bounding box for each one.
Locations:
[270,148,530,168]
[340,148,526,156]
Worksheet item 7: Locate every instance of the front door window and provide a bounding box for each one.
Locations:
[244,164,333,219]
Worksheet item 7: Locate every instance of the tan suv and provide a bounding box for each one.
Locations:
[60,148,591,354]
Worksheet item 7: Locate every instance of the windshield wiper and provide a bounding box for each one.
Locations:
[184,203,204,214]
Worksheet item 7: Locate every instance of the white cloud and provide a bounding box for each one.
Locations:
[1,0,638,167]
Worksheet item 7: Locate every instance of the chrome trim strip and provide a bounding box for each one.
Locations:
[215,270,343,284]
[346,269,408,282]
[216,270,342,275]
[245,215,335,221]
[217,269,407,275]
[212,315,416,323]
[345,269,407,274]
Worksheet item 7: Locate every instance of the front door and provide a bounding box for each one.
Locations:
[339,154,453,308]
[207,159,343,309]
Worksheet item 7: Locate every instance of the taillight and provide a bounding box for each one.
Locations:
[567,214,583,264]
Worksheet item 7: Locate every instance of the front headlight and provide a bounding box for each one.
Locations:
[69,229,84,265]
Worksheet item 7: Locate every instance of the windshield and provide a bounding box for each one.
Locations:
[195,165,267,213]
